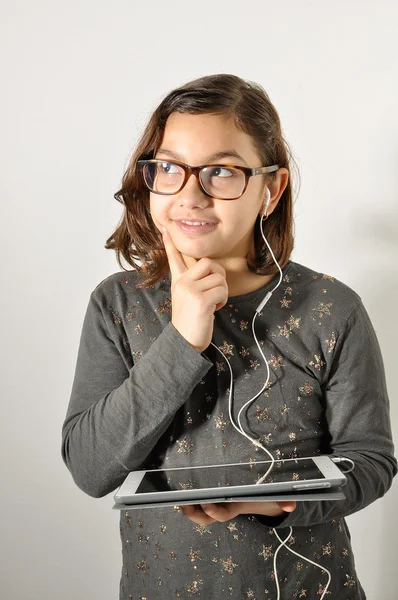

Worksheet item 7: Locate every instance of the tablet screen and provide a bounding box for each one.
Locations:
[136,458,325,494]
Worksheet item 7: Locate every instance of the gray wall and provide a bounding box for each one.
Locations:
[1,0,397,598]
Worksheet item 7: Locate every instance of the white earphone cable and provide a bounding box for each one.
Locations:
[209,190,332,599]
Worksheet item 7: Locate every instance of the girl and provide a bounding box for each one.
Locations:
[61,73,396,599]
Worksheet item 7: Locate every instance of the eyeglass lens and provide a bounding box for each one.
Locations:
[143,161,246,199]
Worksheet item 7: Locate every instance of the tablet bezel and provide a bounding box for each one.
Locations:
[112,488,347,510]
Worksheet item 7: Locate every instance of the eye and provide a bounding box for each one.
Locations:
[210,166,234,178]
[158,161,180,174]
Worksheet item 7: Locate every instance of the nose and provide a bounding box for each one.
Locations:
[177,172,211,208]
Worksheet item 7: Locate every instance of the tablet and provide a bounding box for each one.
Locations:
[112,488,347,510]
[113,456,347,507]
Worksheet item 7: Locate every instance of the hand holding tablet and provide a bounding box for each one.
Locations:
[179,498,297,526]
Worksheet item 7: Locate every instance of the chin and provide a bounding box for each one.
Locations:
[173,235,224,262]
[181,249,207,261]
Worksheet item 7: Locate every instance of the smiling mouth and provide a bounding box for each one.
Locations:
[174,220,217,233]
[180,220,213,226]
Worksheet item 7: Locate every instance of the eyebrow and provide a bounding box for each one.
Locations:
[156,148,248,165]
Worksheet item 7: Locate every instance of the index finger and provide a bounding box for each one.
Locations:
[162,226,188,278]
[180,503,216,525]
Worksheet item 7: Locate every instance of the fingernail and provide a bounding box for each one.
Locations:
[161,226,166,233]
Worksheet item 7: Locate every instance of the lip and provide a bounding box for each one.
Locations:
[172,218,217,224]
[173,219,217,234]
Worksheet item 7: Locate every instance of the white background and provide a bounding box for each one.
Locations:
[1,1,397,598]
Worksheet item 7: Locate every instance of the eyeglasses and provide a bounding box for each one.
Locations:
[137,159,279,200]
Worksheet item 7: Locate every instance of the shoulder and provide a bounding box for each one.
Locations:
[283,260,363,334]
[287,260,362,309]
[92,269,168,296]
[88,269,171,318]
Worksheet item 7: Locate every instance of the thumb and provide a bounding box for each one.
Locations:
[276,500,296,512]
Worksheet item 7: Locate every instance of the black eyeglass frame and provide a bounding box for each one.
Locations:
[137,159,280,200]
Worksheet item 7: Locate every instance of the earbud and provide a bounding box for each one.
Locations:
[261,188,271,220]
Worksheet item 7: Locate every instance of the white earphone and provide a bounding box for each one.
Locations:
[261,188,271,220]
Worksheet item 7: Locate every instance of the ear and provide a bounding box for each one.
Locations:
[261,168,289,218]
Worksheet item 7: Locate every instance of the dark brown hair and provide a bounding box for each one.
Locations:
[106,73,300,288]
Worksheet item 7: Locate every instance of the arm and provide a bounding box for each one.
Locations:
[254,299,397,528]
[61,290,213,498]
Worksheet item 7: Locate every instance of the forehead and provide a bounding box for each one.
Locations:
[159,112,259,164]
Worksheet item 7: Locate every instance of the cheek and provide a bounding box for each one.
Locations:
[150,195,175,227]
[149,196,164,225]
[229,208,256,233]
[149,193,156,216]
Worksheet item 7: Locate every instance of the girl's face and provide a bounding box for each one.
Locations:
[149,112,272,271]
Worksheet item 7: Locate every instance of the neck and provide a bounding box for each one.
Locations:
[226,270,274,297]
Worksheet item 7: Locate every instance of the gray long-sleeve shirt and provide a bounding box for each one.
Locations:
[61,259,397,599]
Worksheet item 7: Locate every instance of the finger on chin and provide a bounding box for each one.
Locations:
[161,227,187,276]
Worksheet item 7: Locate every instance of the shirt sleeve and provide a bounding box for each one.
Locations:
[61,290,213,498]
[254,298,397,528]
